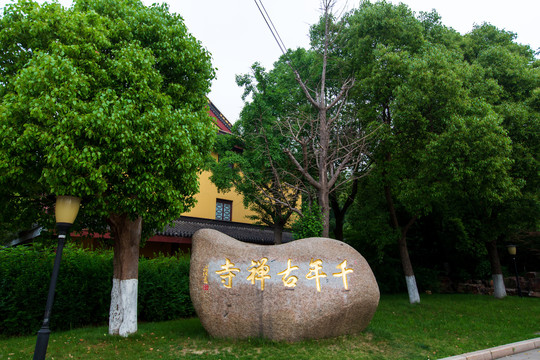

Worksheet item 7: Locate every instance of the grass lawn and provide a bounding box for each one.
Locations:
[1,294,539,360]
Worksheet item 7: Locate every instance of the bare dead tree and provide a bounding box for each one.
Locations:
[279,0,372,237]
[249,0,375,238]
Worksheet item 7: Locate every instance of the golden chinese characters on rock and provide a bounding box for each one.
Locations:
[215,258,240,289]
[277,258,299,288]
[212,258,354,292]
[247,257,271,290]
[190,230,380,342]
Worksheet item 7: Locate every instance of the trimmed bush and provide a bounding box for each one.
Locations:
[138,254,193,322]
[53,246,113,330]
[0,244,193,336]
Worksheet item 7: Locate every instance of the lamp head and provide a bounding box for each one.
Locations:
[55,196,81,233]
[507,244,517,256]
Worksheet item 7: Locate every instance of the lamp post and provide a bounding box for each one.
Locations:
[506,245,522,298]
[33,196,81,360]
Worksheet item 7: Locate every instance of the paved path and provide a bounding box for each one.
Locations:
[439,338,540,360]
[499,348,540,360]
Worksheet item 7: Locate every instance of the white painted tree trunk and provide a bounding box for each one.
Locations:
[107,214,141,337]
[406,275,421,304]
[492,274,507,299]
[109,278,138,337]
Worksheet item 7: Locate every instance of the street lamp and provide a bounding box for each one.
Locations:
[506,245,522,298]
[33,195,81,360]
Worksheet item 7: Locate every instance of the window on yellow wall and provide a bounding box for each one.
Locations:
[215,199,232,221]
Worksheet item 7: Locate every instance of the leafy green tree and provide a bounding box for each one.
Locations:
[341,0,431,303]
[455,23,540,297]
[416,113,518,298]
[342,1,518,302]
[210,64,302,244]
[0,0,214,335]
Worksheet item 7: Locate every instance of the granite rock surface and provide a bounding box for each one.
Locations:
[189,229,380,342]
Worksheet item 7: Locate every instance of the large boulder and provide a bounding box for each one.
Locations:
[189,229,380,342]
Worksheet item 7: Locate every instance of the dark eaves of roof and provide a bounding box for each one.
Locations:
[208,99,233,132]
[157,216,294,245]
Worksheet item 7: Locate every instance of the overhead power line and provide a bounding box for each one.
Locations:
[252,0,288,56]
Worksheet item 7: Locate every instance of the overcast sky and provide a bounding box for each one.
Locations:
[1,0,538,123]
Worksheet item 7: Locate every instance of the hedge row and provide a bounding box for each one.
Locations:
[0,245,193,336]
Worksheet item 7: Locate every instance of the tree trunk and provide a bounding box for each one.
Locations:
[319,187,330,238]
[486,239,506,299]
[273,222,284,245]
[330,178,358,241]
[319,103,331,238]
[399,234,420,304]
[384,184,420,304]
[330,191,345,241]
[107,214,142,336]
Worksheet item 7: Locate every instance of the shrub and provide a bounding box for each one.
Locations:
[292,203,323,239]
[138,253,193,322]
[0,244,113,335]
[0,246,44,335]
[0,244,193,336]
[414,267,441,293]
[54,246,113,329]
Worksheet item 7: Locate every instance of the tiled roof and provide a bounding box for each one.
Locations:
[208,100,233,133]
[158,216,293,245]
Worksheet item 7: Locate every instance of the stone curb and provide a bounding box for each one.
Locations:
[439,337,540,360]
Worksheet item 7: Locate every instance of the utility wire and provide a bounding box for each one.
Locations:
[253,0,316,101]
[252,0,289,57]
[256,0,288,55]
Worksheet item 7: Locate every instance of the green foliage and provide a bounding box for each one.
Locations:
[454,22,540,246]
[337,1,540,291]
[0,245,194,335]
[344,178,396,259]
[0,0,215,238]
[211,62,302,242]
[292,202,323,239]
[138,253,193,322]
[413,267,440,293]
[343,177,405,293]
[230,16,373,237]
[418,114,516,212]
[0,244,113,335]
[213,0,538,285]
